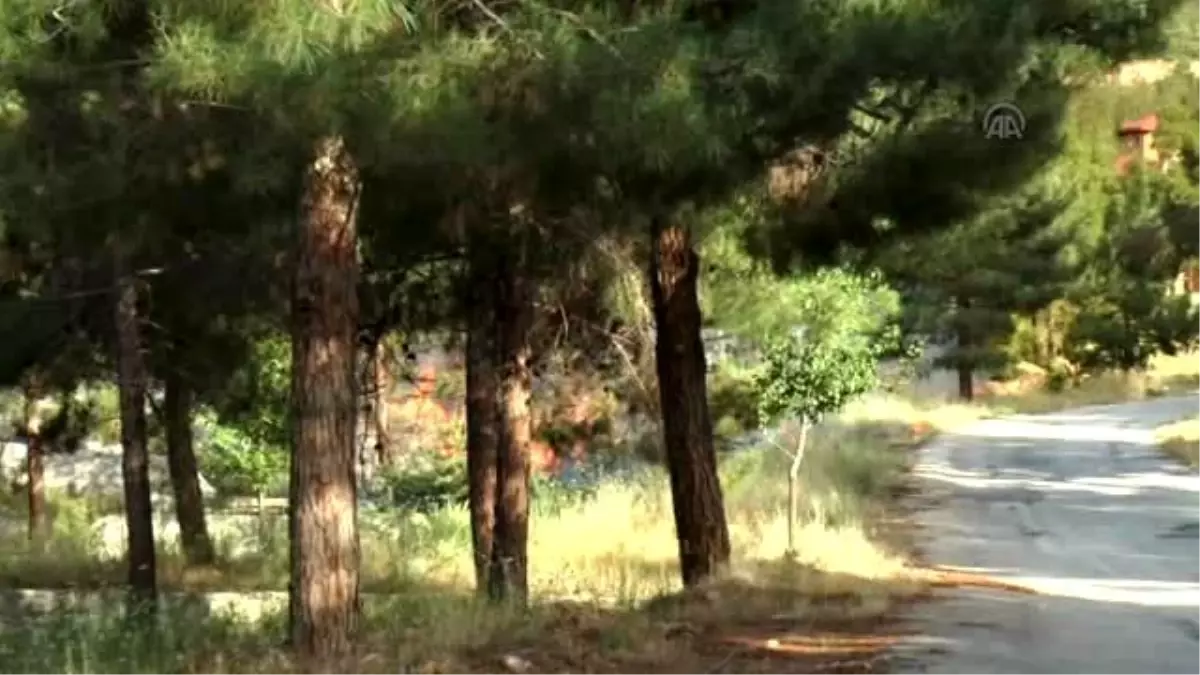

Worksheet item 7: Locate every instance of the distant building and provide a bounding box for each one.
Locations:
[1114,113,1161,175]
[1109,60,1200,304]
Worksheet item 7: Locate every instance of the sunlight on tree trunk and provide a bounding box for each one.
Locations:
[289,134,362,659]
[22,384,46,547]
[650,218,731,587]
[467,244,534,604]
[115,247,158,617]
[489,253,533,605]
[370,339,392,467]
[786,418,811,557]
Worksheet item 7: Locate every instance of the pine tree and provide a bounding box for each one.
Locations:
[0,0,164,616]
[148,0,423,654]
[880,196,1074,399]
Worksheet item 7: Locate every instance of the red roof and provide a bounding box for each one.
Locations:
[1119,113,1159,135]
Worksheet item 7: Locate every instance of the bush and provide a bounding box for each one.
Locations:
[708,366,760,438]
[195,411,288,498]
[371,452,468,513]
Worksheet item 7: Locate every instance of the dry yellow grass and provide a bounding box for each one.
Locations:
[10,360,1180,673]
[1155,417,1200,469]
[988,352,1200,415]
[0,392,948,673]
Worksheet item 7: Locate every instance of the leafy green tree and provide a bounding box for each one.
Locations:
[196,410,288,503]
[0,0,165,612]
[1068,170,1199,370]
[149,0,426,648]
[752,269,890,554]
[878,195,1073,399]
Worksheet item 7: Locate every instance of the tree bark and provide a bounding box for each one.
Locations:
[22,384,46,545]
[114,252,158,615]
[955,303,974,401]
[786,418,810,557]
[466,244,534,604]
[370,337,393,467]
[163,365,216,566]
[488,253,533,604]
[956,362,974,401]
[465,267,499,594]
[649,218,731,588]
[289,134,362,659]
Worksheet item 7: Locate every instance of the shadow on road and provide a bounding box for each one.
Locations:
[899,397,1200,674]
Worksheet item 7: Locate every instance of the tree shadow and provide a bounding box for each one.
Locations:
[903,407,1200,672]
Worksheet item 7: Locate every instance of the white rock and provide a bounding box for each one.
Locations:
[500,654,533,673]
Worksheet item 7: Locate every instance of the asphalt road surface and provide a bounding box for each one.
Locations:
[897,394,1200,674]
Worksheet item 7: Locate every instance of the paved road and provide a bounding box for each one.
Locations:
[898,394,1200,674]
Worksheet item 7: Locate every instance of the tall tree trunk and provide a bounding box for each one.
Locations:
[163,365,215,566]
[649,218,731,588]
[369,337,393,467]
[21,384,46,545]
[289,134,362,659]
[114,252,157,614]
[466,245,534,604]
[466,257,500,595]
[956,362,974,401]
[955,300,975,401]
[488,253,533,604]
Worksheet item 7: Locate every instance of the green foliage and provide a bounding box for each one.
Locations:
[751,269,895,426]
[209,334,291,452]
[371,452,604,515]
[1067,294,1197,370]
[882,188,1075,380]
[708,366,760,439]
[703,214,904,347]
[374,456,468,514]
[187,332,293,495]
[1065,169,1200,370]
[701,238,901,428]
[68,384,120,446]
[195,409,287,498]
[755,333,880,427]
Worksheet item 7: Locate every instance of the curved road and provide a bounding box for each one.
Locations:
[898,394,1200,674]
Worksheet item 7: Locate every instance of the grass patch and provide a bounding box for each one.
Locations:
[0,390,958,673]
[985,352,1199,415]
[1155,417,1200,469]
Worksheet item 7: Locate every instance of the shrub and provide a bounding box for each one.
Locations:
[372,452,468,513]
[195,410,288,498]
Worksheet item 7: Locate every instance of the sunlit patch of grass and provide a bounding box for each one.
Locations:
[987,351,1200,415]
[1155,416,1200,469]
